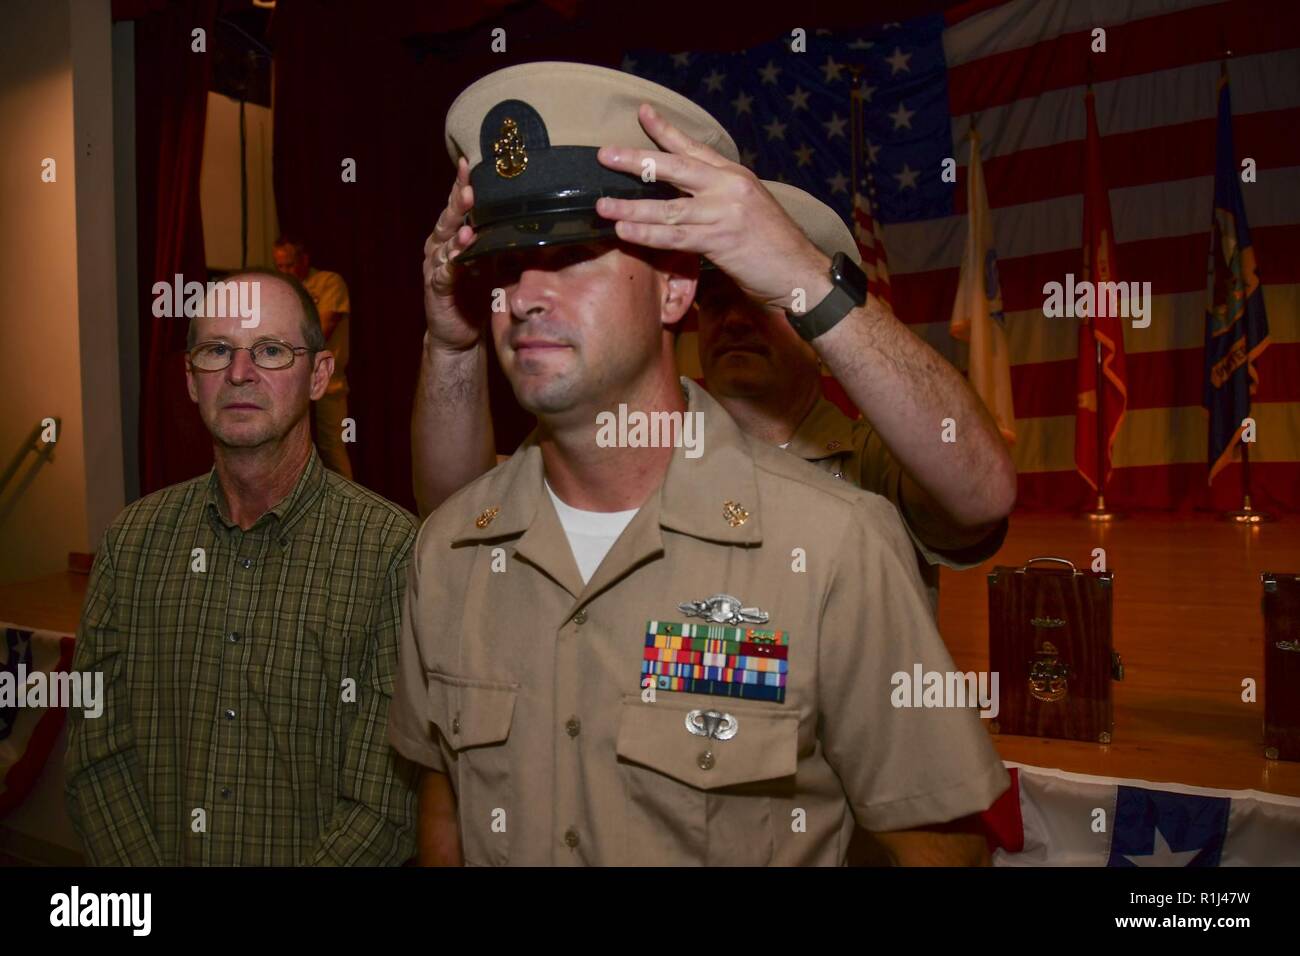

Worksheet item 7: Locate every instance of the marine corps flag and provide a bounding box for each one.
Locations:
[950,129,1015,444]
[1075,88,1128,493]
[1204,67,1271,485]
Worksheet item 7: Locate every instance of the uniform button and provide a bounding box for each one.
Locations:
[831,471,844,480]
[565,716,581,738]
[573,609,588,626]
[220,787,232,799]
[224,708,236,720]
[451,715,461,735]
[563,827,580,848]
[240,557,254,569]
[697,750,715,771]
[227,631,241,643]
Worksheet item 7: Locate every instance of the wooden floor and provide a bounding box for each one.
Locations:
[4,514,1300,798]
[939,513,1300,797]
[0,571,86,634]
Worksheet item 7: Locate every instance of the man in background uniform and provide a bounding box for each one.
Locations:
[390,62,1008,866]
[692,184,1013,615]
[274,236,354,478]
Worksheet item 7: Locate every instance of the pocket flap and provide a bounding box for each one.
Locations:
[426,671,518,750]
[615,696,798,791]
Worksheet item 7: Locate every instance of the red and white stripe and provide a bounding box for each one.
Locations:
[853,183,894,308]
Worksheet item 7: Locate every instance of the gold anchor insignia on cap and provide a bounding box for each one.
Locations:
[722,500,750,527]
[474,506,501,529]
[826,439,842,451]
[492,117,528,179]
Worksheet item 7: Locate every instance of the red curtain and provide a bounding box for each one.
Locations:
[132,0,220,493]
[269,1,562,512]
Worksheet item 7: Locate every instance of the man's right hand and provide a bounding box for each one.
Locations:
[423,156,481,352]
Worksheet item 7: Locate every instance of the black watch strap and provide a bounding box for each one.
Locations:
[785,252,868,341]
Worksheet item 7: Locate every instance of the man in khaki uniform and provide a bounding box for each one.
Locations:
[412,189,1015,626]
[390,62,1009,866]
[692,182,1010,616]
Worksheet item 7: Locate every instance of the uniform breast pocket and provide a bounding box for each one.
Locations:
[615,696,799,866]
[425,670,519,866]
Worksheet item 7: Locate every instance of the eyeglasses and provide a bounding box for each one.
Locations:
[187,339,313,372]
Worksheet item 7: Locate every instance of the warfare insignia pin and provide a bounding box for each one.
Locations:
[678,593,769,625]
[722,500,750,527]
[493,117,528,178]
[475,506,501,529]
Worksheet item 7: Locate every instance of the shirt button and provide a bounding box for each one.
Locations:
[227,631,241,644]
[220,787,232,799]
[451,715,461,735]
[240,557,254,569]
[573,609,588,626]
[832,471,844,480]
[698,750,715,771]
[565,717,581,738]
[224,708,236,720]
[563,827,580,848]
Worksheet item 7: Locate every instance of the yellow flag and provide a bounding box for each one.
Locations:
[950,130,1016,445]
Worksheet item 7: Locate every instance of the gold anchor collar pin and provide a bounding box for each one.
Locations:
[722,500,750,527]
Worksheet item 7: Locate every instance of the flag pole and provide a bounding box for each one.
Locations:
[848,64,863,204]
[1216,47,1272,525]
[1083,70,1117,522]
[1084,333,1117,521]
[1224,441,1270,523]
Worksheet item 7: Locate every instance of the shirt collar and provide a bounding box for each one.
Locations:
[204,448,327,540]
[784,396,857,462]
[451,377,763,549]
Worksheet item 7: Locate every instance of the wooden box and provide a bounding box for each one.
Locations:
[987,556,1123,744]
[1262,572,1300,762]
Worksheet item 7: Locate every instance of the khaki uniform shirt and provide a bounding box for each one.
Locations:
[390,380,1008,865]
[303,268,350,395]
[784,397,1008,615]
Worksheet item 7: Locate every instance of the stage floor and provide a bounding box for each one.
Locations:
[3,513,1299,798]
[939,513,1300,797]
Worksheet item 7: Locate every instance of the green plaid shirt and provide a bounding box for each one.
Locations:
[65,450,419,866]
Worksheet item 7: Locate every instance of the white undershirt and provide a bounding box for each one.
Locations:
[545,481,640,585]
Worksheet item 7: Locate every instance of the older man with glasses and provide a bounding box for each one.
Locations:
[65,269,418,866]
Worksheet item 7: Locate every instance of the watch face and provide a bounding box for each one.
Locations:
[832,252,869,305]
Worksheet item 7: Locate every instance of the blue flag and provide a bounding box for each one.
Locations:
[1203,67,1271,484]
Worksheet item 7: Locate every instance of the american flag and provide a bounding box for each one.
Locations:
[625,0,1299,512]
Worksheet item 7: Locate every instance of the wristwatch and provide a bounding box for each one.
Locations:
[784,251,869,341]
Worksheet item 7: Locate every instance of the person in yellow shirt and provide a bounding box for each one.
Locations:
[274,236,353,478]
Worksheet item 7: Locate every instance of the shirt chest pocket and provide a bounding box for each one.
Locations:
[615,696,799,866]
[425,671,519,866]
